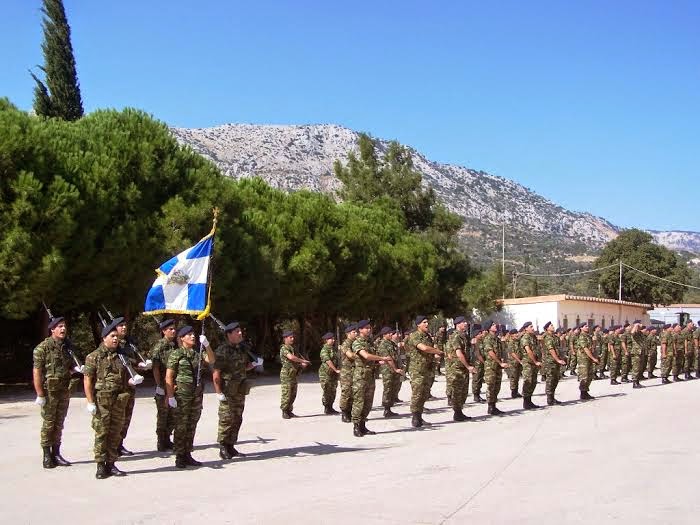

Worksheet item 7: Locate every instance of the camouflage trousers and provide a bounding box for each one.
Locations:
[339,364,353,413]
[685,349,696,374]
[92,390,129,462]
[427,359,436,391]
[577,353,594,392]
[320,372,338,408]
[40,384,71,447]
[647,346,658,375]
[507,360,522,392]
[672,350,685,377]
[451,365,469,410]
[484,362,502,403]
[544,361,561,395]
[173,384,203,455]
[661,352,673,379]
[409,365,431,414]
[597,347,609,374]
[631,351,643,381]
[640,348,648,375]
[521,361,538,396]
[568,350,577,372]
[155,394,176,440]
[218,379,248,446]
[380,366,399,408]
[445,359,455,401]
[280,367,299,412]
[472,361,484,395]
[621,352,631,377]
[119,387,135,442]
[351,367,375,424]
[609,351,621,378]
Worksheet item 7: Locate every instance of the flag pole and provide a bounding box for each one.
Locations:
[196,208,219,387]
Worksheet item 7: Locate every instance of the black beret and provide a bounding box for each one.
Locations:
[454,316,466,325]
[578,322,588,329]
[344,323,357,333]
[356,319,370,329]
[663,324,671,329]
[112,316,126,326]
[224,321,240,332]
[483,320,493,330]
[509,329,518,335]
[472,324,482,331]
[379,326,393,336]
[633,320,642,324]
[415,315,427,325]
[48,316,65,330]
[593,324,600,330]
[543,321,552,330]
[102,318,121,338]
[282,330,294,338]
[178,325,194,338]
[159,318,175,330]
[322,332,334,340]
[521,321,532,330]
[624,323,630,328]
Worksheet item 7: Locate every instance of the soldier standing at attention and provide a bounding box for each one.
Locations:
[671,324,685,382]
[646,326,659,379]
[567,327,579,376]
[660,324,673,384]
[376,327,405,418]
[471,325,486,403]
[166,325,215,468]
[628,321,645,388]
[683,321,696,380]
[213,321,255,460]
[620,323,631,382]
[506,329,523,398]
[351,320,391,436]
[406,316,444,428]
[33,315,81,469]
[591,325,603,379]
[639,325,650,378]
[520,322,541,409]
[150,318,177,452]
[318,332,340,415]
[482,321,509,416]
[339,323,357,423]
[608,326,622,385]
[391,330,406,403]
[693,324,700,378]
[542,322,567,405]
[446,316,474,421]
[83,320,132,479]
[279,330,310,419]
[576,323,600,400]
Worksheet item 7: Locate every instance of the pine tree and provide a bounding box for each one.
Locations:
[32,0,84,120]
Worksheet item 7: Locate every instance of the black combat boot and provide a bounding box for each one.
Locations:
[453,409,469,422]
[361,420,376,435]
[353,423,363,437]
[411,413,423,428]
[620,376,629,383]
[95,461,110,479]
[601,372,609,379]
[662,377,671,384]
[490,403,505,416]
[632,380,643,389]
[42,446,56,469]
[164,435,174,450]
[547,394,555,406]
[383,407,397,418]
[341,411,351,423]
[511,389,522,399]
[394,397,403,403]
[648,372,657,379]
[52,444,71,467]
[219,444,232,460]
[175,454,188,468]
[523,396,539,409]
[327,406,339,414]
[685,372,692,380]
[323,405,334,415]
[118,442,134,456]
[185,453,202,466]
[282,410,292,419]
[674,375,683,382]
[473,393,485,403]
[227,445,240,457]
[107,462,127,476]
[580,391,594,400]
[157,434,168,452]
[610,378,620,385]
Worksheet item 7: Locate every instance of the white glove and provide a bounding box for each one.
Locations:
[145,359,153,368]
[155,386,166,396]
[128,374,144,386]
[217,393,226,402]
[35,396,46,407]
[254,357,264,368]
[137,361,149,369]
[86,403,97,415]
[73,365,85,374]
[168,397,178,408]
[199,334,210,348]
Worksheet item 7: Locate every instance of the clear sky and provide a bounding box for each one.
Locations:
[3,1,699,232]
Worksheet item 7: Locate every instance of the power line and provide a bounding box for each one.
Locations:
[621,262,700,291]
[515,262,618,278]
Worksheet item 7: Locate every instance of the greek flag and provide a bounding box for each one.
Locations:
[144,228,214,319]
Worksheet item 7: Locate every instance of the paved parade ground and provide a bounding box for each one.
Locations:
[1,372,699,524]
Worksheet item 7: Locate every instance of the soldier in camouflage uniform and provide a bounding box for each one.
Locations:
[33,316,81,469]
[620,323,631,382]
[505,329,523,398]
[351,320,392,436]
[683,321,696,380]
[567,327,579,376]
[446,316,474,421]
[596,328,610,379]
[391,330,406,402]
[406,315,444,428]
[150,318,177,451]
[519,322,541,409]
[213,321,255,460]
[671,324,685,381]
[591,325,604,380]
[646,326,659,378]
[608,326,622,385]
[318,331,340,415]
[339,323,357,422]
[482,321,509,415]
[576,323,600,400]
[83,321,132,479]
[471,325,486,403]
[693,325,700,378]
[542,322,567,405]
[629,321,646,388]
[660,324,673,384]
[639,326,650,378]
[166,325,216,468]
[279,330,311,418]
[375,327,405,418]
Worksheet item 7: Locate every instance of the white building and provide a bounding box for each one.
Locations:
[488,294,651,331]
[647,304,700,326]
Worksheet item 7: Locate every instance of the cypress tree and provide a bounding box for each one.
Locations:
[32,0,84,120]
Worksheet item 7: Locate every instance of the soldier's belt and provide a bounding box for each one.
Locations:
[44,377,71,391]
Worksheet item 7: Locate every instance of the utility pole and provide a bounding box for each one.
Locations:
[618,259,623,301]
[502,224,505,299]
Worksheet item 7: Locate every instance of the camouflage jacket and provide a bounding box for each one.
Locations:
[280,344,302,372]
[519,333,539,363]
[446,330,469,364]
[167,346,201,385]
[481,333,501,365]
[213,342,249,382]
[33,336,75,387]
[351,336,374,370]
[406,330,433,370]
[542,333,560,363]
[151,337,177,384]
[340,338,355,369]
[575,332,593,356]
[84,344,129,393]
[319,343,338,373]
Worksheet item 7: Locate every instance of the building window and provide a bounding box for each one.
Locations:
[576,316,580,327]
[601,317,606,328]
[588,318,594,328]
[611,317,614,327]
[562,316,568,330]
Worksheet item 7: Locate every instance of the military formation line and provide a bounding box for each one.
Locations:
[33,313,699,479]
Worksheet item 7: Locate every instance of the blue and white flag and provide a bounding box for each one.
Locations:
[144,227,215,319]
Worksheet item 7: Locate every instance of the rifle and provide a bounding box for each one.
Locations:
[208,313,263,367]
[98,311,143,386]
[102,305,151,370]
[42,301,84,373]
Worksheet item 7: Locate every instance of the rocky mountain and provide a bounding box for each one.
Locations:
[649,231,700,255]
[171,123,698,265]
